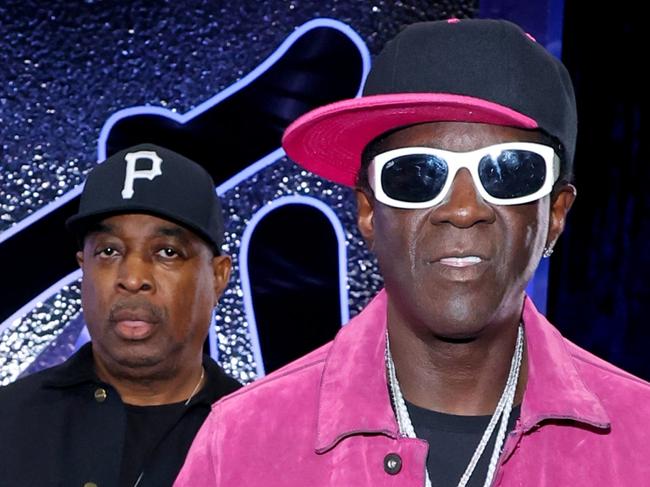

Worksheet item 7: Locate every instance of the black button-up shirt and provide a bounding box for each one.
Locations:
[0,343,241,487]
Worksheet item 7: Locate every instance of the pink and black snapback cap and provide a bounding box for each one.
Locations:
[282,18,577,187]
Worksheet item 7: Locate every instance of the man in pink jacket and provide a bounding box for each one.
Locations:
[175,18,650,486]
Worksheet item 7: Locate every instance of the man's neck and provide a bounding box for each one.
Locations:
[93,355,205,407]
[387,311,528,416]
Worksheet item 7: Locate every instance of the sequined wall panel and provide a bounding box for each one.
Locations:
[1,0,477,230]
[0,0,478,385]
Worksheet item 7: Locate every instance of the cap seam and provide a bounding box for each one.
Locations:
[390,35,400,92]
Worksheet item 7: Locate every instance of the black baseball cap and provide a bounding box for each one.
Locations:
[66,143,224,252]
[282,18,577,186]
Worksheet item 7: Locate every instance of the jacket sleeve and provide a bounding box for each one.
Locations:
[173,406,220,486]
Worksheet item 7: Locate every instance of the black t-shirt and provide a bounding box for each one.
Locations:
[117,358,241,487]
[119,401,187,486]
[405,400,521,487]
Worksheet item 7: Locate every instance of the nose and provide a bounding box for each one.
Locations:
[429,169,495,227]
[116,253,154,293]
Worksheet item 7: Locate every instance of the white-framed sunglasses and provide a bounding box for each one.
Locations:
[368,142,561,208]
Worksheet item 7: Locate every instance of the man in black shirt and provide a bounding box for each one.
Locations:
[0,143,241,486]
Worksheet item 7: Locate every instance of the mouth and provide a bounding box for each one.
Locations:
[426,252,491,282]
[438,256,484,268]
[109,307,161,341]
[114,320,155,340]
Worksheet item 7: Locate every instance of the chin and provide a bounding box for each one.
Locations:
[432,332,480,344]
[415,293,504,337]
[424,318,487,342]
[108,347,171,375]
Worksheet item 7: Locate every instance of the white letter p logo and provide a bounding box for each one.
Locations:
[121,150,163,199]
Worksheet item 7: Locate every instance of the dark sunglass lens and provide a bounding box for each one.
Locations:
[478,150,547,199]
[381,154,448,203]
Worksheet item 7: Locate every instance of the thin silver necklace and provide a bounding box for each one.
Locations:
[133,366,206,487]
[386,325,524,487]
[184,365,205,406]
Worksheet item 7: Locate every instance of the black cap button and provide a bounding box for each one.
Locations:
[384,453,402,475]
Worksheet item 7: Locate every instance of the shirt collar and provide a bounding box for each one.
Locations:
[42,342,97,388]
[42,342,235,407]
[315,290,610,452]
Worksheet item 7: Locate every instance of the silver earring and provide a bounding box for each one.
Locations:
[542,246,554,258]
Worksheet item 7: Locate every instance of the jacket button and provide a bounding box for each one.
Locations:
[384,453,402,475]
[94,388,107,402]
[83,483,98,487]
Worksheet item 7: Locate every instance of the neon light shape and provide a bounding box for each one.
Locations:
[96,18,370,161]
[0,18,371,375]
[0,18,369,247]
[0,269,82,336]
[239,195,350,377]
[0,186,84,245]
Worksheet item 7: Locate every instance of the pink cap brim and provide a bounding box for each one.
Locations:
[282,93,538,187]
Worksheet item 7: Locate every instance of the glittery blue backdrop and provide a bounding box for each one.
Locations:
[0,0,477,385]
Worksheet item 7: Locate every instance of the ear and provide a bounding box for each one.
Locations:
[355,188,376,251]
[211,254,232,305]
[546,183,577,249]
[76,250,84,268]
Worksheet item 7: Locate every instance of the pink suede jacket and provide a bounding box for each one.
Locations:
[175,291,650,486]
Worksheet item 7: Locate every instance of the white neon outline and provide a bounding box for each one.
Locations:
[0,18,370,370]
[96,18,367,364]
[239,195,350,378]
[0,185,84,245]
[96,18,370,161]
[0,269,83,336]
[0,18,370,247]
[208,307,219,362]
[216,147,286,196]
[74,323,90,350]
[526,256,550,314]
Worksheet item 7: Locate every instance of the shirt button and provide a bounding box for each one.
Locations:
[384,453,402,475]
[94,388,107,402]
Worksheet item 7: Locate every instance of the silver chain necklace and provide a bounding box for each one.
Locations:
[184,365,205,406]
[132,365,206,487]
[386,325,524,487]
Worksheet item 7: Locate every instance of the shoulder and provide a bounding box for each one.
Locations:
[0,346,94,410]
[212,341,331,415]
[202,355,243,400]
[0,366,69,435]
[566,339,650,391]
[564,338,650,419]
[524,298,650,409]
[190,342,331,461]
[0,365,59,402]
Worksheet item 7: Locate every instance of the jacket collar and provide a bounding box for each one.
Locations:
[519,296,610,431]
[316,291,397,453]
[315,290,610,452]
[41,342,233,407]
